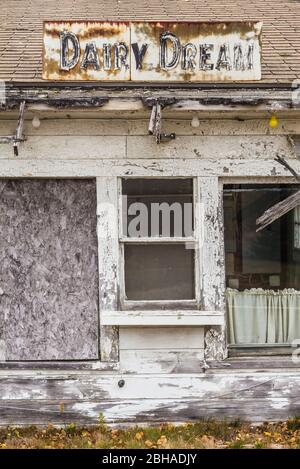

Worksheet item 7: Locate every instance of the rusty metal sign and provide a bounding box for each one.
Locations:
[43,21,262,82]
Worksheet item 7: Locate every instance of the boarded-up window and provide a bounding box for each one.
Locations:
[0,180,99,360]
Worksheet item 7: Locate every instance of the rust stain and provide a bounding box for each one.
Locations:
[43,21,262,82]
[45,21,128,38]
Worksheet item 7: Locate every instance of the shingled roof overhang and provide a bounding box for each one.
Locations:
[1,0,300,83]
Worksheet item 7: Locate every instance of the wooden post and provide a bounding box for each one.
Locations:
[96,177,119,362]
[197,177,227,360]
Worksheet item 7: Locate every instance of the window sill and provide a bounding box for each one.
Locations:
[102,310,224,326]
[0,361,119,371]
[206,356,300,371]
[228,344,294,357]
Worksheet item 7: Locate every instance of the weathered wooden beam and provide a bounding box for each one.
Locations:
[256,155,300,231]
[274,154,300,182]
[256,190,300,232]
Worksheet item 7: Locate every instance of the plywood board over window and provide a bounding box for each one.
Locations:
[0,179,99,360]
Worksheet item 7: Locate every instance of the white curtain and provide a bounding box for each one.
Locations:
[226,288,300,344]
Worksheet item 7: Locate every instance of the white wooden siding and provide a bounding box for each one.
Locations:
[0,114,300,424]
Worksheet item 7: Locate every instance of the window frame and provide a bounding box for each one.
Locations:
[97,175,225,363]
[118,177,201,310]
[222,177,300,355]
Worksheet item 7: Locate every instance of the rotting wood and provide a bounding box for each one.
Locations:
[256,154,300,231]
[256,190,300,232]
[205,329,227,362]
[1,373,300,401]
[1,85,296,113]
[142,97,177,109]
[198,177,224,311]
[0,101,26,156]
[0,370,300,424]
[274,154,300,182]
[96,177,119,362]
[0,397,298,425]
[147,100,176,144]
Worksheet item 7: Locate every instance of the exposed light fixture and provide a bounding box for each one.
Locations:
[31,116,40,128]
[191,116,200,128]
[269,115,278,129]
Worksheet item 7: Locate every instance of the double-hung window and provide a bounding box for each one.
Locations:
[120,178,198,309]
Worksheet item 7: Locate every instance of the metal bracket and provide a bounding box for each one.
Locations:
[0,100,26,156]
[148,100,176,144]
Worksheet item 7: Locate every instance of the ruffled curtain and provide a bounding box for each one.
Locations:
[226,288,300,344]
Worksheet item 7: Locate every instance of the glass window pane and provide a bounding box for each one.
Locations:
[224,184,300,346]
[122,179,193,237]
[124,244,195,300]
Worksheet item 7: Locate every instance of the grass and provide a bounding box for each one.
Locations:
[0,417,300,449]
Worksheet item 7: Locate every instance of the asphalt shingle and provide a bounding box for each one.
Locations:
[1,0,300,83]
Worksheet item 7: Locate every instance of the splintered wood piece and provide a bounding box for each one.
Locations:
[148,104,157,135]
[256,188,300,232]
[274,154,300,182]
[13,100,26,156]
[256,155,300,231]
[155,102,162,144]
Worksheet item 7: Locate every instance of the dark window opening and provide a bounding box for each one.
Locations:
[224,184,300,346]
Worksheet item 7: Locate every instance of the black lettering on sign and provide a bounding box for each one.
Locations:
[115,43,129,70]
[199,44,214,71]
[60,32,80,70]
[103,44,112,70]
[80,42,100,70]
[160,32,181,70]
[182,43,197,71]
[131,43,148,69]
[216,44,232,71]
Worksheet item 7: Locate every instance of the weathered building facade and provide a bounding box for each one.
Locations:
[1,1,300,425]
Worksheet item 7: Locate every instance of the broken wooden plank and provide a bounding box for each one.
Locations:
[148,104,157,135]
[256,190,300,232]
[256,155,300,231]
[274,154,300,182]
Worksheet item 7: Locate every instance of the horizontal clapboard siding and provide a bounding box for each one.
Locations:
[0,372,300,424]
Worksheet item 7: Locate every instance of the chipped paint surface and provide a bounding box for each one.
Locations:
[43,21,262,81]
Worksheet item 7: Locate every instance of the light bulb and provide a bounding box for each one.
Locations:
[191,116,200,128]
[269,115,278,129]
[32,116,40,128]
